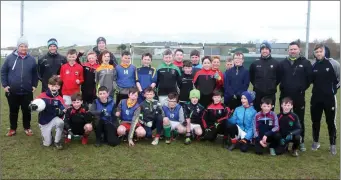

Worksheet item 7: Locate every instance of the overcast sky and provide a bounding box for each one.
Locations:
[1,1,340,48]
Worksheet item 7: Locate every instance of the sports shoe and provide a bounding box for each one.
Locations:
[165,137,171,144]
[95,140,101,147]
[292,150,299,157]
[270,148,276,156]
[54,142,63,150]
[24,129,33,136]
[6,129,16,136]
[81,136,88,145]
[311,142,320,151]
[228,144,236,151]
[184,137,191,145]
[330,145,337,155]
[64,137,71,144]
[299,143,306,151]
[151,137,159,145]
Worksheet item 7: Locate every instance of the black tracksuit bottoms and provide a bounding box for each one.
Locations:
[226,123,249,152]
[310,94,337,145]
[276,135,300,155]
[254,91,276,112]
[279,92,306,143]
[6,92,33,130]
[95,119,120,147]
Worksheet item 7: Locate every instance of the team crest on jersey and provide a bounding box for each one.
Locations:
[256,65,261,68]
[269,120,273,126]
[170,113,174,118]
[299,65,303,68]
[197,107,200,113]
[149,70,152,75]
[153,105,157,110]
[289,121,294,127]
[270,65,273,68]
[75,71,79,76]
[125,110,130,115]
[85,67,90,71]
[326,68,329,72]
[332,107,335,111]
[53,100,59,106]
[218,110,221,114]
[171,69,175,74]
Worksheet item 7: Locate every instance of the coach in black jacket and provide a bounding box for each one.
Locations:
[38,38,67,92]
[249,41,280,111]
[278,41,313,151]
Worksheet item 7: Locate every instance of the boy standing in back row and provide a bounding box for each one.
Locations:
[59,49,84,106]
[178,60,194,106]
[136,53,157,103]
[156,49,182,105]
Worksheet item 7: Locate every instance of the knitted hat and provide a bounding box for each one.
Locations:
[259,41,271,52]
[189,89,200,99]
[47,38,58,48]
[17,36,28,48]
[241,90,256,104]
[96,37,106,45]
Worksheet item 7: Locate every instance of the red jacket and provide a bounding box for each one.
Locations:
[193,69,216,95]
[212,68,224,90]
[60,62,84,95]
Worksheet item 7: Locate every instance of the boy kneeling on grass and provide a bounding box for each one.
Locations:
[225,90,256,152]
[116,88,144,146]
[201,90,232,142]
[89,86,120,147]
[128,87,164,146]
[183,89,205,145]
[253,97,281,156]
[29,75,66,150]
[276,97,302,157]
[64,93,93,145]
[162,92,187,144]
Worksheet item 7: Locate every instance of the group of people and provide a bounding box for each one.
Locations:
[1,36,339,157]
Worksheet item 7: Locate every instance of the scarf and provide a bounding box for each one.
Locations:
[127,98,137,108]
[121,63,130,69]
[173,61,183,68]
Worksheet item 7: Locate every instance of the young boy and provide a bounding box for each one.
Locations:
[162,92,186,144]
[224,52,250,110]
[173,48,184,72]
[253,97,281,156]
[95,50,116,97]
[64,93,94,145]
[190,49,202,75]
[81,51,100,106]
[128,87,164,146]
[201,90,231,142]
[226,90,256,152]
[89,86,120,147]
[136,53,157,103]
[59,49,84,106]
[29,75,65,149]
[156,49,182,106]
[114,51,137,106]
[178,60,194,106]
[183,89,205,145]
[277,97,302,157]
[116,88,143,146]
[225,58,234,71]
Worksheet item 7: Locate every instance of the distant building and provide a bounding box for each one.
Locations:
[256,43,289,55]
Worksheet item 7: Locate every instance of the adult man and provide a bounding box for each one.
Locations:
[92,37,118,67]
[1,36,39,136]
[38,38,67,92]
[310,44,340,155]
[278,41,313,151]
[249,41,280,111]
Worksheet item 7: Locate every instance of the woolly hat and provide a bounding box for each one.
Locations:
[241,90,256,104]
[47,38,58,48]
[259,41,271,52]
[17,36,28,48]
[96,37,106,45]
[189,89,200,100]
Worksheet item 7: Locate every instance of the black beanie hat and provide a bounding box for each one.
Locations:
[96,37,106,45]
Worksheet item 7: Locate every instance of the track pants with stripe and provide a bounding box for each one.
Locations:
[310,94,337,145]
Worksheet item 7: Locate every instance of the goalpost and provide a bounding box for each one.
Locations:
[128,43,206,66]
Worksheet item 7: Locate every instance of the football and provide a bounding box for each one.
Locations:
[31,98,46,112]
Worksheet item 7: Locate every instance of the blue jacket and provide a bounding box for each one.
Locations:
[135,66,157,90]
[116,64,136,88]
[224,66,249,103]
[227,105,256,140]
[36,89,66,125]
[1,50,38,94]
